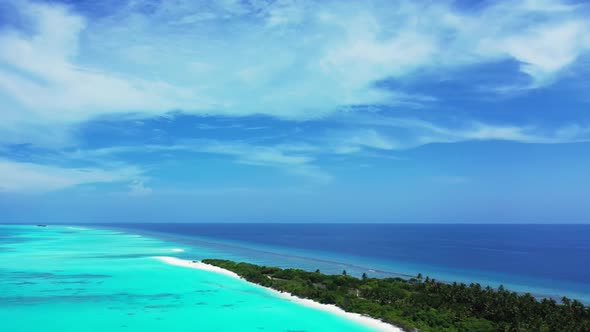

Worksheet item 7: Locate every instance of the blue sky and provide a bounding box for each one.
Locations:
[0,0,589,223]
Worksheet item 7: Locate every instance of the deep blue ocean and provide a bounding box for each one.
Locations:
[105,223,590,304]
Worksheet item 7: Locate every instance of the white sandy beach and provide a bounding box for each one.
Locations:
[154,256,241,278]
[153,256,404,332]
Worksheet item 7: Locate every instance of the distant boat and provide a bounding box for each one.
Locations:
[36,224,47,227]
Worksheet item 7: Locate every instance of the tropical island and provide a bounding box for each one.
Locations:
[202,259,590,332]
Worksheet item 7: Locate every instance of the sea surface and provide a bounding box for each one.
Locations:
[110,223,590,304]
[2,224,589,332]
[0,225,380,332]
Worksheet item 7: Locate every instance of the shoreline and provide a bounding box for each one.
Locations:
[63,224,590,305]
[153,256,404,332]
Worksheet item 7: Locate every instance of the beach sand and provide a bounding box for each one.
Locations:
[154,256,404,332]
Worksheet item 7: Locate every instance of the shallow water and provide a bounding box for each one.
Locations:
[0,225,378,332]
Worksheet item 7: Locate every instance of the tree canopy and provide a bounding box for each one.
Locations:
[202,259,590,332]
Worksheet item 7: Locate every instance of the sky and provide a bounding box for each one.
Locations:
[0,0,589,223]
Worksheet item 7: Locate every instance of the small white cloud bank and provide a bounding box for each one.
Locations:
[128,179,153,196]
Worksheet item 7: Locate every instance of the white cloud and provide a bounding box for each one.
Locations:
[72,140,332,183]
[179,140,332,183]
[0,159,143,193]
[319,12,438,82]
[343,115,590,150]
[0,0,589,147]
[0,1,210,124]
[329,129,398,154]
[483,21,590,86]
[19,116,583,194]
[128,179,153,196]
[156,140,314,167]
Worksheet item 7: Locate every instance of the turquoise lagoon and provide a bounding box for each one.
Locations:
[0,225,380,332]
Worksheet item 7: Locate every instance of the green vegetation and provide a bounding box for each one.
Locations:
[202,259,590,332]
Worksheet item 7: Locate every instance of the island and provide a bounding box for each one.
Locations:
[202,259,590,332]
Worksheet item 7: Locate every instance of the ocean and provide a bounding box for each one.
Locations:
[1,223,589,332]
[0,225,381,332]
[111,223,590,304]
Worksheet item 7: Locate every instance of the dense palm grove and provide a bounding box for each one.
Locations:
[202,259,590,332]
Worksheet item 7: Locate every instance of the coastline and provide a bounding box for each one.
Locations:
[153,256,404,332]
[98,223,590,305]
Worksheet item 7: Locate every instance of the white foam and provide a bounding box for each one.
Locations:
[153,256,403,332]
[67,226,89,230]
[153,256,240,279]
[171,248,185,252]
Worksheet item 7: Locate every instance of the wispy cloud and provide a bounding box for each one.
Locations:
[336,115,590,151]
[326,129,398,154]
[46,118,590,192]
[481,20,590,87]
[0,159,143,193]
[128,179,153,196]
[69,140,332,184]
[181,141,333,183]
[0,1,208,122]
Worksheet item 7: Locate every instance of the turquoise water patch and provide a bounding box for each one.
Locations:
[0,225,378,332]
